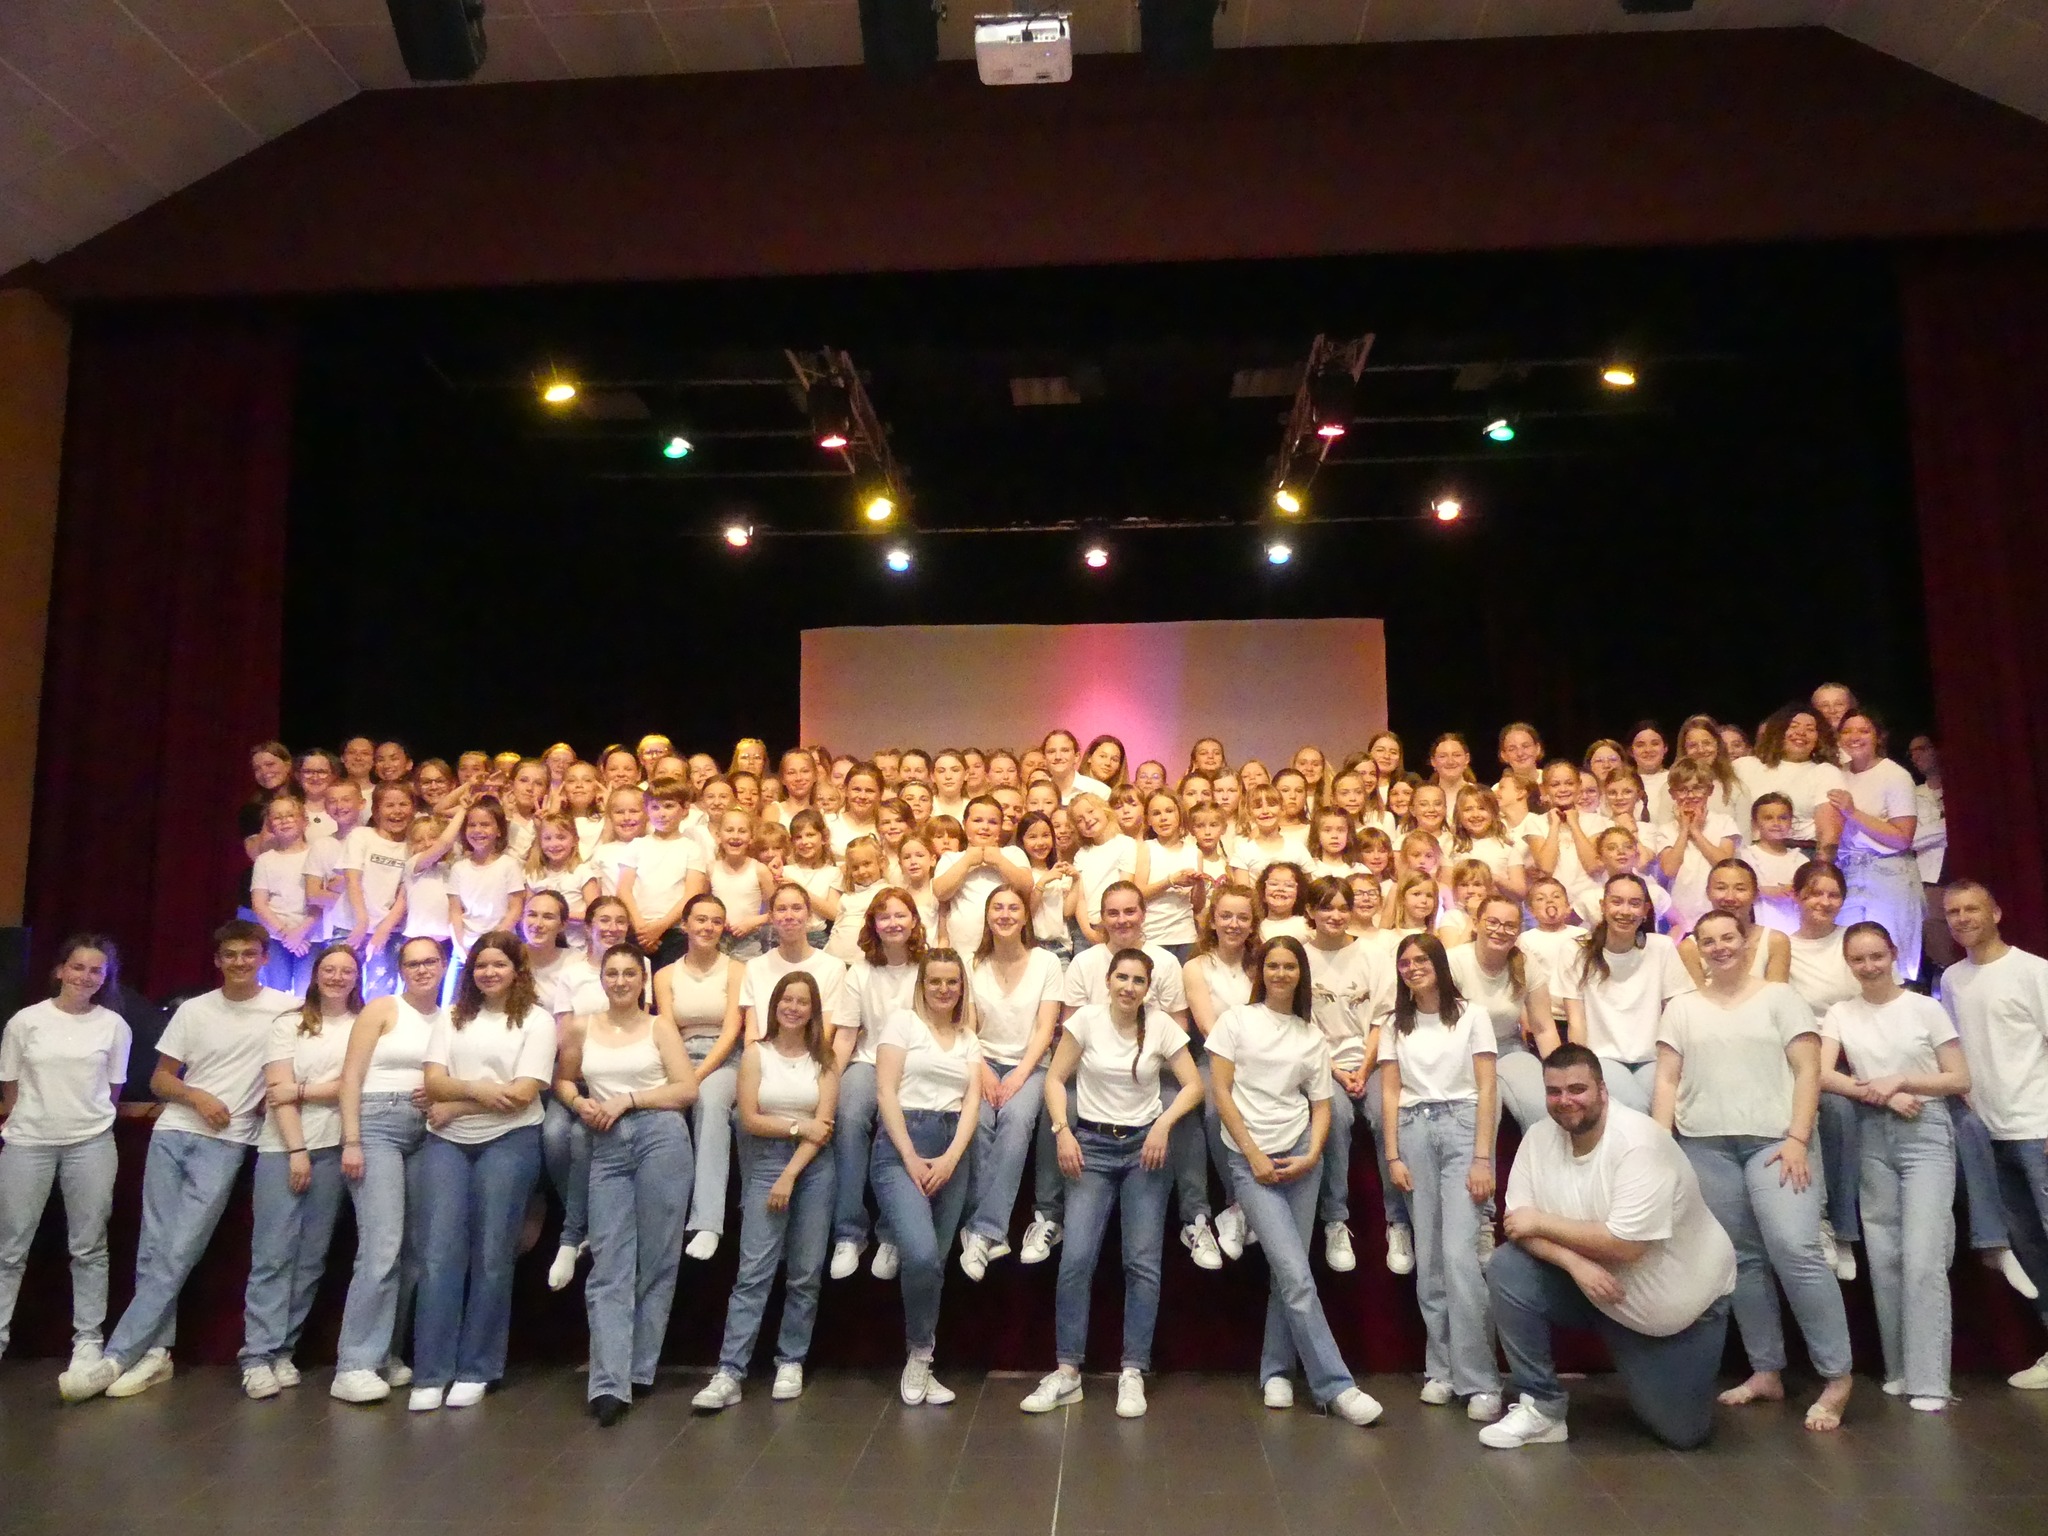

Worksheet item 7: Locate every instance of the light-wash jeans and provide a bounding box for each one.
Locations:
[965,1059,1044,1244]
[1488,1239,1729,1449]
[1679,1134,1852,1378]
[719,1133,836,1374]
[241,1146,346,1368]
[685,1037,737,1237]
[1597,1058,1658,1115]
[1858,1101,1955,1399]
[832,1061,886,1247]
[106,1129,248,1365]
[541,1094,591,1249]
[1494,1042,1547,1134]
[336,1094,425,1372]
[1826,1094,2010,1251]
[0,1130,118,1356]
[1319,1066,1409,1227]
[1957,1106,2010,1251]
[1055,1125,1170,1370]
[585,1110,691,1404]
[869,1111,973,1353]
[1398,1101,1499,1397]
[415,1125,542,1388]
[1816,1092,1863,1241]
[1226,1133,1355,1405]
[1989,1134,2048,1323]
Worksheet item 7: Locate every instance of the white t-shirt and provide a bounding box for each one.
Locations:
[303,833,349,939]
[1913,783,1945,883]
[1072,835,1138,925]
[1449,945,1530,1050]
[1029,867,1072,942]
[424,1006,556,1144]
[1061,942,1187,1016]
[937,847,1030,958]
[0,1001,130,1146]
[527,860,597,911]
[575,814,605,861]
[1303,939,1392,1070]
[404,853,453,940]
[831,958,918,1067]
[1841,759,1917,860]
[825,880,883,961]
[1822,991,1958,1084]
[257,1012,351,1153]
[338,826,410,932]
[449,853,526,936]
[967,946,1063,1063]
[1940,948,2048,1140]
[1571,876,1673,929]
[1787,928,1858,1017]
[155,987,299,1144]
[1139,839,1202,946]
[622,835,704,921]
[1647,813,1742,933]
[1505,1102,1737,1337]
[823,812,877,857]
[1530,811,1610,902]
[588,841,635,899]
[1656,983,1816,1138]
[1744,843,1810,935]
[1228,834,1294,883]
[878,1009,980,1112]
[1377,1002,1495,1105]
[1061,773,1112,805]
[1448,835,1521,882]
[1554,933,1693,1064]
[535,954,601,1019]
[1063,1004,1190,1126]
[742,948,849,1038]
[251,844,315,923]
[1516,926,1588,1001]
[1735,756,1846,843]
[1207,1002,1333,1156]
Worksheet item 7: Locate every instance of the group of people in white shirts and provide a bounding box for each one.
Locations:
[3,685,2045,1452]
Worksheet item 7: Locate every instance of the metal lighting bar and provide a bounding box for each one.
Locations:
[785,347,908,513]
[1269,332,1374,508]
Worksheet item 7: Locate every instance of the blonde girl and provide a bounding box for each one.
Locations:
[525,811,598,940]
[708,810,776,960]
[588,787,647,898]
[1384,873,1442,936]
[822,836,889,961]
[1449,785,1527,899]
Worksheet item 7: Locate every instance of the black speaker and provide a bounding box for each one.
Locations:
[385,0,489,82]
[858,0,939,81]
[1139,0,1218,72]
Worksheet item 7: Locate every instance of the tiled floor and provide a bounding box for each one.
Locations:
[2,1365,2046,1535]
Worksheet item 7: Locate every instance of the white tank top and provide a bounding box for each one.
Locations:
[581,1030,667,1099]
[756,1044,823,1117]
[708,858,766,921]
[364,997,438,1093]
[665,958,730,1040]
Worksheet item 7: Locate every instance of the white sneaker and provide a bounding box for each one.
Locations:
[382,1357,413,1387]
[105,1348,173,1399]
[1833,1242,1858,1283]
[1467,1392,1504,1422]
[1909,1396,1948,1413]
[1182,1216,1224,1270]
[59,1354,121,1403]
[1020,1370,1084,1413]
[66,1342,104,1376]
[330,1368,392,1404]
[1998,1248,2041,1301]
[271,1357,301,1388]
[1214,1204,1247,1261]
[1329,1387,1383,1426]
[547,1241,585,1291]
[1819,1219,1847,1279]
[1385,1223,1415,1275]
[1116,1368,1147,1418]
[693,1370,744,1410]
[923,1374,956,1406]
[1478,1395,1570,1448]
[2009,1351,2048,1390]
[242,1363,280,1401]
[1262,1376,1295,1409]
[1324,1222,1357,1273]
[900,1355,932,1405]
[772,1362,805,1400]
[1476,1221,1497,1264]
[686,1231,720,1261]
[1020,1214,1062,1265]
[1419,1378,1453,1406]
[959,1232,994,1281]
[407,1386,445,1412]
[445,1380,487,1408]
[829,1240,865,1280]
[871,1241,901,1280]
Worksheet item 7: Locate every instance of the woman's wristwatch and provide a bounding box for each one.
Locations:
[788,1119,802,1139]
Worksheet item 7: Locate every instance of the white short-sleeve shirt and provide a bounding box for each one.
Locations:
[1206,1002,1332,1156]
[448,853,526,935]
[1303,939,1393,1071]
[1060,942,1187,1016]
[257,1012,352,1153]
[423,1005,556,1144]
[1940,948,2048,1140]
[1377,1003,1495,1105]
[1071,835,1138,925]
[831,958,918,1068]
[1063,1004,1190,1126]
[937,847,1030,958]
[878,1009,980,1113]
[1554,933,1693,1064]
[1656,982,1816,1138]
[1821,991,1957,1084]
[967,947,1063,1063]
[154,987,299,1145]
[0,1001,130,1146]
[1841,759,1917,860]
[741,948,848,1038]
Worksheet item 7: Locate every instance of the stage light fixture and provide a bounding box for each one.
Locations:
[1432,494,1463,522]
[662,435,693,460]
[884,544,914,573]
[1308,365,1354,440]
[863,493,896,524]
[1600,362,1638,389]
[1273,485,1304,516]
[1483,416,1517,443]
[1265,539,1293,566]
[1082,541,1110,571]
[540,377,577,405]
[809,379,852,450]
[723,522,753,548]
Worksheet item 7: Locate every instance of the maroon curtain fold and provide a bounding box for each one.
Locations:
[26,307,294,997]
[1899,239,2048,952]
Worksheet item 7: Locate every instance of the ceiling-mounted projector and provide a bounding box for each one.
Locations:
[975,13,1072,85]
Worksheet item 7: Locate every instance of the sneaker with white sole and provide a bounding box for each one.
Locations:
[1020,1370,1084,1413]
[1183,1216,1224,1270]
[1997,1249,2040,1301]
[1214,1204,1247,1261]
[1324,1222,1357,1273]
[546,1241,585,1292]
[693,1370,744,1410]
[383,1356,413,1387]
[1419,1379,1453,1406]
[772,1362,805,1400]
[1385,1223,1415,1276]
[1328,1387,1383,1426]
[1477,1221,1497,1264]
[66,1342,104,1376]
[829,1239,865,1279]
[685,1231,720,1261]
[272,1357,301,1388]
[1818,1218,1841,1272]
[1467,1392,1504,1422]
[330,1368,392,1404]
[1263,1376,1295,1409]
[1882,1378,1905,1396]
[1116,1368,1147,1418]
[2009,1351,2048,1390]
[1478,1395,1570,1448]
[900,1355,932,1405]
[1909,1396,1948,1412]
[445,1381,487,1408]
[105,1348,173,1399]
[242,1363,280,1401]
[59,1354,121,1403]
[871,1241,901,1280]
[1020,1214,1062,1265]
[923,1374,956,1406]
[959,1232,994,1281]
[1833,1242,1858,1283]
[408,1386,444,1412]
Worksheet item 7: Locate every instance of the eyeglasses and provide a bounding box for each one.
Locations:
[400,957,442,971]
[1480,920,1520,934]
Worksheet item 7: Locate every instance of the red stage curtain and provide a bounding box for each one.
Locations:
[1899,239,2048,952]
[26,307,294,996]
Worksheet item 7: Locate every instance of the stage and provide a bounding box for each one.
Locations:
[4,1365,2046,1536]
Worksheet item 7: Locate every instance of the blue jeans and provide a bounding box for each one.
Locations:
[415,1126,542,1388]
[0,1130,118,1355]
[1859,1102,1955,1398]
[1055,1126,1170,1370]
[585,1110,691,1404]
[541,1094,591,1249]
[1320,1066,1409,1227]
[966,1060,1044,1243]
[1398,1101,1499,1396]
[336,1094,426,1372]
[241,1147,346,1367]
[1488,1238,1730,1448]
[1816,1092,1862,1241]
[869,1111,973,1354]
[358,932,405,1001]
[1956,1105,2011,1251]
[1494,1043,1547,1135]
[719,1134,836,1374]
[1597,1058,1657,1115]
[1989,1134,2048,1322]
[1226,1134,1354,1405]
[686,1039,737,1236]
[1161,1043,1210,1225]
[832,1061,886,1246]
[106,1130,249,1364]
[1679,1134,1852,1378]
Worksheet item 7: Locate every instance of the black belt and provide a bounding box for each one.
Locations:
[1075,1117,1154,1140]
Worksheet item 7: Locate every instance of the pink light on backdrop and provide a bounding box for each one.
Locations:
[800,619,1387,769]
